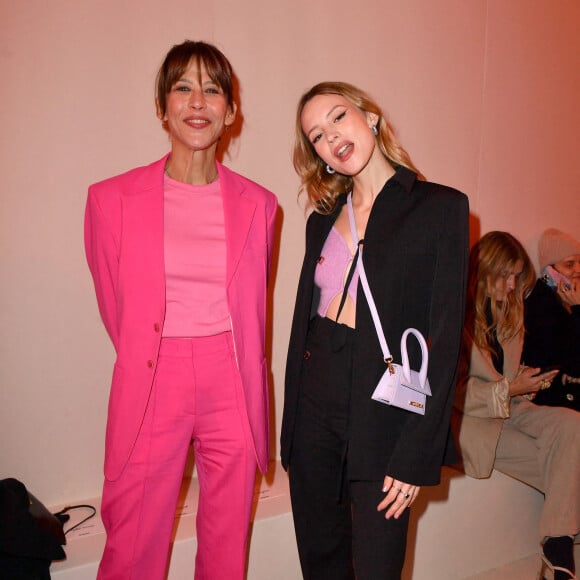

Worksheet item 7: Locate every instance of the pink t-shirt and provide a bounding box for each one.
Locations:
[162,174,229,337]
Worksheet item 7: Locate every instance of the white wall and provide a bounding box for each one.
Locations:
[1,0,579,507]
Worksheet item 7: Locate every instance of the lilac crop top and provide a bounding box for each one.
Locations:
[314,227,359,317]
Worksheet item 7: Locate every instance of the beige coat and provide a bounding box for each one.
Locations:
[452,332,523,478]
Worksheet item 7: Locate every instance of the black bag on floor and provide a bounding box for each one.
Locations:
[0,478,66,579]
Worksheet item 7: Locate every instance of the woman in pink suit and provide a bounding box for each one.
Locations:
[84,40,278,580]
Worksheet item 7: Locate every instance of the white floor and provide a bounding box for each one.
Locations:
[51,463,572,580]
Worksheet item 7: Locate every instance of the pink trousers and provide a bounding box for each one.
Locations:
[97,332,257,580]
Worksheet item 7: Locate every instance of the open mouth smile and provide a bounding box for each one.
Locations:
[334,141,353,160]
[184,117,211,128]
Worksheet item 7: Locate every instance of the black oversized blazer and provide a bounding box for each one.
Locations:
[281,167,469,486]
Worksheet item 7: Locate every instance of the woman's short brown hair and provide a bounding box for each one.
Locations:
[156,40,234,119]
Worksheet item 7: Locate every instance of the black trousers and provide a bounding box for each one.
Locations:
[289,316,409,580]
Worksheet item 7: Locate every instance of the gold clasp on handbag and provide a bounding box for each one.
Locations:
[384,356,395,375]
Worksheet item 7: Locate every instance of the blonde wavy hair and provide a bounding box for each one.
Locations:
[466,231,535,356]
[293,81,424,214]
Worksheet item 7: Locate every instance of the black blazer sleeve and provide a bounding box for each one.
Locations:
[385,192,469,484]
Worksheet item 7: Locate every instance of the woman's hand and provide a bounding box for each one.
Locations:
[509,366,560,397]
[377,476,420,520]
[557,280,580,307]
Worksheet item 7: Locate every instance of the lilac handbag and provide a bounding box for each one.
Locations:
[346,194,432,415]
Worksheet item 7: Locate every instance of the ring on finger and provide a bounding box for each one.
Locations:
[403,492,411,499]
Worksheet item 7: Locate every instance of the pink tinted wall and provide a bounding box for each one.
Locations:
[1,0,578,505]
[476,1,580,257]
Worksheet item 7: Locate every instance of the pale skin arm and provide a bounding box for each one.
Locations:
[557,279,580,308]
[508,366,560,397]
[377,476,421,520]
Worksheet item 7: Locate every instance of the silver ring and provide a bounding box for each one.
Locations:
[404,492,411,499]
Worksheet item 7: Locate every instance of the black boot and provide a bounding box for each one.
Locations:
[541,536,576,580]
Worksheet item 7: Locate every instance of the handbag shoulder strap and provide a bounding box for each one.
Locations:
[346,194,394,369]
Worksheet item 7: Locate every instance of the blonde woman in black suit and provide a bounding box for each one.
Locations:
[281,81,469,579]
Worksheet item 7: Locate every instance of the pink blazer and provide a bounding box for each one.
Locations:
[85,155,278,481]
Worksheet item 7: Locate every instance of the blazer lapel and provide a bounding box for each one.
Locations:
[123,155,168,300]
[127,158,256,292]
[501,333,524,380]
[217,162,256,287]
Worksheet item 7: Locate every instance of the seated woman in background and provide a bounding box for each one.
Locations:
[522,228,580,411]
[453,231,580,580]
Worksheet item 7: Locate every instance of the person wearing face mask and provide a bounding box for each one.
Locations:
[280,81,469,579]
[453,231,580,580]
[522,228,580,411]
[84,40,277,579]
